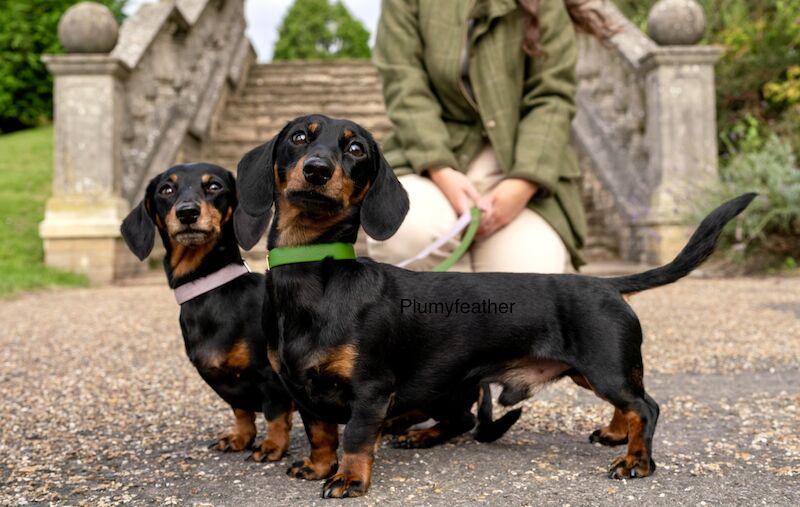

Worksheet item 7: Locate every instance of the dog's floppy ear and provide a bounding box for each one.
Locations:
[121,179,157,261]
[233,137,278,250]
[360,139,409,240]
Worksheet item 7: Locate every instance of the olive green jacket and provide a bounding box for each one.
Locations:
[374,0,586,267]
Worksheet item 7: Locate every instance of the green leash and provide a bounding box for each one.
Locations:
[431,206,481,272]
[266,207,482,272]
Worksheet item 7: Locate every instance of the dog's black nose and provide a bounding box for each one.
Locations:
[303,157,333,186]
[176,202,201,224]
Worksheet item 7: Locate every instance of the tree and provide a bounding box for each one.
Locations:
[0,0,126,133]
[273,0,370,60]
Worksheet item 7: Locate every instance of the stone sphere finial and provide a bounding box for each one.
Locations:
[58,1,119,53]
[647,0,706,46]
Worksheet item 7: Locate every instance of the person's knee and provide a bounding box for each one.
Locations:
[366,175,456,264]
[471,210,568,274]
[367,213,440,263]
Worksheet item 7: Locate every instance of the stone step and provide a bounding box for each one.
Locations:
[239,81,382,94]
[204,157,240,171]
[220,101,387,118]
[206,131,394,158]
[231,90,385,105]
[209,126,394,147]
[247,66,380,78]
[214,116,392,139]
[245,73,380,88]
[205,141,265,159]
[249,61,379,76]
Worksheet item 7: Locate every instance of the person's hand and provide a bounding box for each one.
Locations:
[477,179,538,238]
[428,166,483,215]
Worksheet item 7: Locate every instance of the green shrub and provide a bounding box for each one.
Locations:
[0,0,125,132]
[273,0,370,60]
[764,66,800,110]
[693,136,800,270]
[613,0,800,159]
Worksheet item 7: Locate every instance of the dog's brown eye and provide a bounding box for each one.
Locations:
[291,132,307,144]
[348,142,365,157]
[207,182,222,192]
[158,185,174,196]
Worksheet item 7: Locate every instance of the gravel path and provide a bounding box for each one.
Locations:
[1,277,798,506]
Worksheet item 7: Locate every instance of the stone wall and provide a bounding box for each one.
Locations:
[41,0,253,283]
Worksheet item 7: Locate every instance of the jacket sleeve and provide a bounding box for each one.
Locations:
[373,0,459,173]
[507,0,579,196]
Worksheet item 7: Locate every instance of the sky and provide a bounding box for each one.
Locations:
[123,0,381,62]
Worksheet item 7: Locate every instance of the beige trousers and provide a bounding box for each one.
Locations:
[367,146,569,273]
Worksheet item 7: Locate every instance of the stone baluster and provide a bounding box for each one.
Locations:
[40,2,139,284]
[638,0,722,264]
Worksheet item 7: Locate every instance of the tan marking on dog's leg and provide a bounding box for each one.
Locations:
[608,410,654,478]
[252,409,293,462]
[213,408,256,452]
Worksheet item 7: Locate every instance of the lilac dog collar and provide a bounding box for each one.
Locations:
[173,262,250,305]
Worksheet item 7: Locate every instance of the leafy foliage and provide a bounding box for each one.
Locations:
[613,0,800,160]
[273,0,370,60]
[693,136,800,270]
[0,0,126,132]
[764,65,800,110]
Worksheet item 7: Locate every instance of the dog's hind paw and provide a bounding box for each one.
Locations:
[389,428,444,449]
[607,455,655,479]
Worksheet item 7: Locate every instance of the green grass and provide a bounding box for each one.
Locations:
[0,126,87,296]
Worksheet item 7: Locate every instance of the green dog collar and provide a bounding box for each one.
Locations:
[267,242,357,269]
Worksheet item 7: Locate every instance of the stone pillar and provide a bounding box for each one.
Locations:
[39,2,141,284]
[635,0,722,264]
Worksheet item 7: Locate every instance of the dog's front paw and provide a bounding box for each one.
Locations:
[322,473,367,499]
[287,457,338,480]
[607,455,655,479]
[248,438,288,462]
[211,432,255,452]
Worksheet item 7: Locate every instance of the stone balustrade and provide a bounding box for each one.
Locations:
[40,0,253,283]
[40,0,722,282]
[573,0,721,264]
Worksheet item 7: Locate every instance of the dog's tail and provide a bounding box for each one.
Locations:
[609,193,757,295]
[474,382,522,443]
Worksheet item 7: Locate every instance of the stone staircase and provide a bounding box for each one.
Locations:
[204,61,392,171]
[203,60,619,265]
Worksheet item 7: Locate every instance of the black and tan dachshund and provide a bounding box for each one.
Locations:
[120,163,294,462]
[233,114,756,498]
